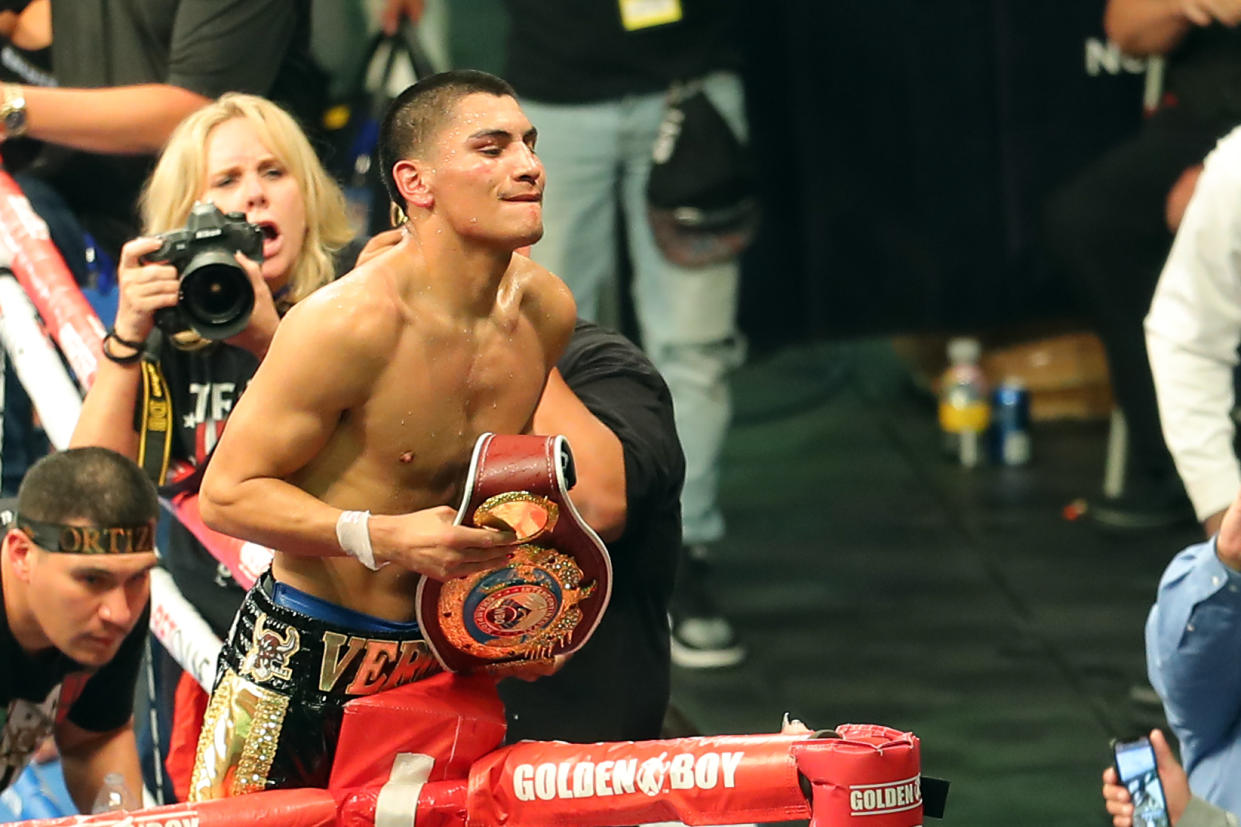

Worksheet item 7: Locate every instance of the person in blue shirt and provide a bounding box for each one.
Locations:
[1145,501,1241,815]
[1102,483,1241,825]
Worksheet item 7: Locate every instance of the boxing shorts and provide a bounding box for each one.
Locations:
[188,572,442,800]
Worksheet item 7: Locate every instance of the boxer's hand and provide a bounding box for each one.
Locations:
[369,506,515,580]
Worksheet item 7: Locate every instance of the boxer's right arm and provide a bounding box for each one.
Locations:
[199,280,511,576]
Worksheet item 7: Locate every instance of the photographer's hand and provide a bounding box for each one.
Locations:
[71,235,178,456]
[225,252,280,359]
[115,236,180,344]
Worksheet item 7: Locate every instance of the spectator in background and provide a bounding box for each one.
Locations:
[501,319,684,743]
[0,447,159,813]
[1101,116,1241,827]
[501,0,748,669]
[1146,121,1241,537]
[1114,433,1241,821]
[69,92,353,800]
[1,1,324,285]
[1044,0,1241,531]
[0,0,326,497]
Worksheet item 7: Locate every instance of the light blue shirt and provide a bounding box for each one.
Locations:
[1147,537,1241,816]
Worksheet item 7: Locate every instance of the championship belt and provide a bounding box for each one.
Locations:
[415,433,613,673]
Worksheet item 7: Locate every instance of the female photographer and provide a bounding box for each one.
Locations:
[69,92,352,798]
[73,91,351,631]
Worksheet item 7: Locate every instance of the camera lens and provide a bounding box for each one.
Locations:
[178,250,255,340]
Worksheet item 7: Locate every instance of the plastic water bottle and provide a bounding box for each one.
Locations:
[938,337,991,468]
[89,773,136,814]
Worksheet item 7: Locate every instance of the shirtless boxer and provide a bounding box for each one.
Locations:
[189,70,576,799]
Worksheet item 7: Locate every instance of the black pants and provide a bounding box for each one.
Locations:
[1044,106,1239,487]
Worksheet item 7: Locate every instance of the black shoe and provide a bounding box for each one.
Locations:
[669,545,746,669]
[1084,475,1196,532]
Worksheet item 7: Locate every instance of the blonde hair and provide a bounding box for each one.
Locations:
[140,93,352,307]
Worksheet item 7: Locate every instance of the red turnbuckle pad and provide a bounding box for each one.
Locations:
[793,724,922,826]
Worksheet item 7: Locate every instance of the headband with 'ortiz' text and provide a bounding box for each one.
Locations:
[14,516,156,554]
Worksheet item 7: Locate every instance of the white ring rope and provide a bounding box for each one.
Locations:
[0,274,84,450]
[0,168,104,389]
[0,168,222,688]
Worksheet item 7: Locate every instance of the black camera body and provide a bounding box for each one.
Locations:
[141,202,265,340]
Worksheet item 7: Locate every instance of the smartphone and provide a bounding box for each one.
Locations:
[1112,736,1171,827]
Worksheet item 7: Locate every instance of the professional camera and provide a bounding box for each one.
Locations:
[141,202,265,340]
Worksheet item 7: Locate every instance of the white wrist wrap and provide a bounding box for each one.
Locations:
[336,510,385,571]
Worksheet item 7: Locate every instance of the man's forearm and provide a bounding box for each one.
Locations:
[17,84,209,154]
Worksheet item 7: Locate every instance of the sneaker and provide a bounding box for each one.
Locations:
[669,545,746,669]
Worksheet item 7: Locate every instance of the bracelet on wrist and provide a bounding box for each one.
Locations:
[108,328,146,349]
[101,330,143,365]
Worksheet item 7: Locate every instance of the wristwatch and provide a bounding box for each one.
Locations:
[0,84,28,140]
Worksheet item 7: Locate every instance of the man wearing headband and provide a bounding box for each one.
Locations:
[0,447,159,812]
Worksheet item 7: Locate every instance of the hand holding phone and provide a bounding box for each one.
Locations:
[1112,736,1172,827]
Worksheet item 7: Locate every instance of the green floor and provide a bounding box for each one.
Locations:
[669,339,1195,826]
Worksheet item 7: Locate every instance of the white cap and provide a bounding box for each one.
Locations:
[946,336,981,365]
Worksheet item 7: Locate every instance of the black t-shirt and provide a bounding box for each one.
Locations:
[499,321,684,743]
[0,580,148,790]
[155,337,257,636]
[503,0,741,103]
[35,0,322,260]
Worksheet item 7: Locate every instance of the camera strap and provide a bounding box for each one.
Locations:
[137,350,173,486]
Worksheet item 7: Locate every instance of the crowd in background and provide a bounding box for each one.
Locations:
[0,0,748,813]
[6,1,1241,825]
